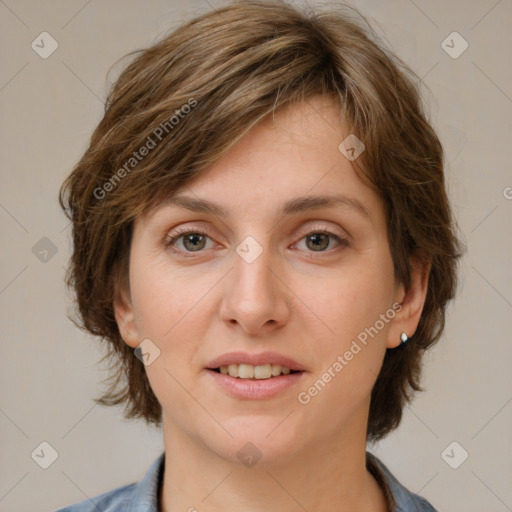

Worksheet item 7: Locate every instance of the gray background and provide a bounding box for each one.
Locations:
[1,0,511,510]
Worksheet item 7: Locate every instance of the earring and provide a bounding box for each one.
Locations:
[400,332,409,345]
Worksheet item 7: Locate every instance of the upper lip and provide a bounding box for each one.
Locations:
[205,351,306,371]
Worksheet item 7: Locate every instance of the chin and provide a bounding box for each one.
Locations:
[200,417,305,467]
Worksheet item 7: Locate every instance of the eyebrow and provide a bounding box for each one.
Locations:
[164,193,370,218]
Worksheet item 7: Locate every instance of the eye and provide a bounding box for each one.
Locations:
[294,228,348,253]
[165,227,216,254]
[165,225,348,256]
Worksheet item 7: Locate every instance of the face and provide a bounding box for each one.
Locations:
[115,96,422,466]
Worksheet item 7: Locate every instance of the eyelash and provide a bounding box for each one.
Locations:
[164,225,348,257]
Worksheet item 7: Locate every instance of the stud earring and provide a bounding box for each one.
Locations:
[400,332,409,345]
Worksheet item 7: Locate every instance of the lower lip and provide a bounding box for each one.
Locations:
[204,369,306,399]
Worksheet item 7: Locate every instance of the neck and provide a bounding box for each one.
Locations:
[159,414,387,512]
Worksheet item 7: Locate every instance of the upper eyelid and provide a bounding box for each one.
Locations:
[166,221,347,237]
[166,224,217,241]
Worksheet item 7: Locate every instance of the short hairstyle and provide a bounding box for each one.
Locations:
[59,0,463,441]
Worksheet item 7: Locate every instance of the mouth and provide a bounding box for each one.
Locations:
[205,363,306,400]
[204,352,307,398]
[207,364,304,380]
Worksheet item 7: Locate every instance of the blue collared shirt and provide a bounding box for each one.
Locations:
[54,451,438,511]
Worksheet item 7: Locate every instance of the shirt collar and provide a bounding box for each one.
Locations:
[126,452,165,512]
[366,451,433,511]
[128,451,423,512]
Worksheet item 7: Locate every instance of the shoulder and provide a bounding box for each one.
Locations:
[54,452,165,512]
[53,483,135,512]
[366,452,439,512]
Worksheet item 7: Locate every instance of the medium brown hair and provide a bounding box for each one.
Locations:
[59,0,463,441]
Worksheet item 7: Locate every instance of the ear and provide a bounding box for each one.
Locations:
[113,283,140,349]
[386,252,431,349]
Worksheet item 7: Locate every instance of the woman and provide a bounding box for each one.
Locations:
[57,1,462,510]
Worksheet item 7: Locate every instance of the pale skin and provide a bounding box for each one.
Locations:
[114,95,430,512]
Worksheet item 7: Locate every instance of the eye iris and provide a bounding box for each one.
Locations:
[307,233,329,251]
[183,233,206,251]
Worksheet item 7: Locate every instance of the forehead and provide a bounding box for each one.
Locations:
[140,96,384,227]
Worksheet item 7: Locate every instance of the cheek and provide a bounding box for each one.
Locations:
[129,255,204,340]
[291,254,395,405]
[128,260,208,416]
[128,256,221,388]
[293,271,392,429]
[297,256,395,341]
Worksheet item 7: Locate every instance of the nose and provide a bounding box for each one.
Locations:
[219,242,291,336]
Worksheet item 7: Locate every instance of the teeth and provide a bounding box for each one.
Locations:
[238,364,254,379]
[218,363,294,379]
[255,364,271,379]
